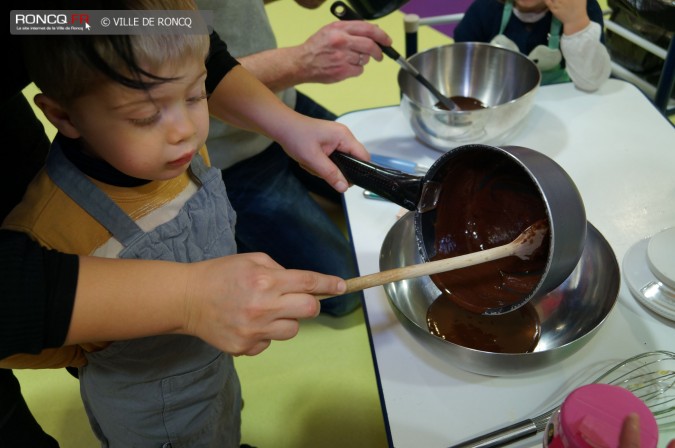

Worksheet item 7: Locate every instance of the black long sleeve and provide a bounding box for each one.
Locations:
[205,30,240,94]
[0,231,78,359]
[0,89,71,359]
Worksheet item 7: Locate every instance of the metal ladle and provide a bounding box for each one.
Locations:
[330,1,459,111]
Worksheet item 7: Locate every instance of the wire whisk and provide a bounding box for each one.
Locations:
[599,351,675,427]
[450,350,675,448]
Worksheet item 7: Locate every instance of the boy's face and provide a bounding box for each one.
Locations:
[65,58,209,181]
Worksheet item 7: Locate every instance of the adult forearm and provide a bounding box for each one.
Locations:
[208,62,370,194]
[68,254,343,357]
[208,65,304,143]
[238,47,306,93]
[65,256,189,345]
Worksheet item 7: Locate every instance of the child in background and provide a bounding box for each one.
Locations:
[454,0,611,91]
[0,0,366,445]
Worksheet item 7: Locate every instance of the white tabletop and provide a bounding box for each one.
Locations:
[337,79,675,448]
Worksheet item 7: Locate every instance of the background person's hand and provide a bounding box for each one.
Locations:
[545,0,590,35]
[184,253,346,356]
[619,413,641,448]
[208,65,370,193]
[619,413,675,448]
[294,20,393,83]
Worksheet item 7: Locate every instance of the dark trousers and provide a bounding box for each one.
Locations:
[0,370,59,447]
[221,92,361,317]
[0,93,59,447]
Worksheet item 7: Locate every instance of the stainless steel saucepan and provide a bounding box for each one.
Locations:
[331,144,587,315]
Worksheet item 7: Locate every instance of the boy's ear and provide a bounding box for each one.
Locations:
[33,94,81,139]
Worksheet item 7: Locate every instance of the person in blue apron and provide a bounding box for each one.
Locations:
[454,0,611,91]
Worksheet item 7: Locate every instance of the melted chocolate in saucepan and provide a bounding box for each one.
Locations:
[424,152,549,353]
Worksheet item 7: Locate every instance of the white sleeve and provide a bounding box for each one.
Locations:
[560,21,612,92]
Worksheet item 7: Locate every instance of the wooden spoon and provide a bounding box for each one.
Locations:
[319,220,548,300]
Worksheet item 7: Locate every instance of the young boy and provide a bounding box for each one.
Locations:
[1,0,360,445]
[454,0,611,91]
[2,1,242,445]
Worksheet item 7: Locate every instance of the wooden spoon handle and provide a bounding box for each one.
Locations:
[318,241,516,300]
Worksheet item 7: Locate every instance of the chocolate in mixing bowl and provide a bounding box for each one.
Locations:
[435,96,487,111]
[429,152,549,314]
[426,294,541,353]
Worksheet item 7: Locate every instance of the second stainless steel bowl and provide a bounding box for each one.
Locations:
[398,42,541,150]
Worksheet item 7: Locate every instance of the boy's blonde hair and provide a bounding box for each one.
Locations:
[23,0,210,105]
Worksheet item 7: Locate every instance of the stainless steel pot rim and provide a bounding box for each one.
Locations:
[381,211,619,358]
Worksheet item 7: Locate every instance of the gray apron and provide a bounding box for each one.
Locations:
[46,141,240,448]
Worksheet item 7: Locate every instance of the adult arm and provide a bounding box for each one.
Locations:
[69,252,345,356]
[208,64,369,192]
[1,231,347,359]
[206,31,370,193]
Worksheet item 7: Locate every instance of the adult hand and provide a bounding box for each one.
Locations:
[274,112,370,192]
[238,20,393,92]
[65,253,343,356]
[619,413,641,448]
[545,0,590,35]
[184,253,346,356]
[618,413,675,448]
[294,20,393,83]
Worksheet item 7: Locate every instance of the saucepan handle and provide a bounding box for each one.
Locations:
[330,151,422,211]
[330,1,400,60]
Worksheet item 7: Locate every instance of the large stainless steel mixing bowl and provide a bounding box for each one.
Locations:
[398,42,541,151]
[379,212,620,376]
